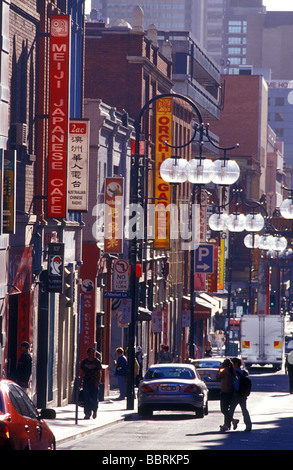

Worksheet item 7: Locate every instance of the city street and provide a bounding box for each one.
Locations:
[58,368,293,451]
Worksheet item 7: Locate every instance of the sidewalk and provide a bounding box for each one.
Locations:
[49,390,137,446]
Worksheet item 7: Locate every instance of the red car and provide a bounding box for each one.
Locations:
[0,379,56,450]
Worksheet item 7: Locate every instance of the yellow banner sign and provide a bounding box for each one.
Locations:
[154,98,172,249]
[217,237,225,290]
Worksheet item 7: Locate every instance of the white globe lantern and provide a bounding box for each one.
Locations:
[211,159,240,186]
[271,236,287,252]
[245,213,265,232]
[280,198,293,219]
[244,233,261,249]
[226,213,246,232]
[187,158,215,184]
[208,213,229,231]
[160,157,189,183]
[258,235,274,250]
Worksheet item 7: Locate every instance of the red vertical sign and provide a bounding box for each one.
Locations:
[207,244,218,293]
[47,15,71,218]
[80,244,99,361]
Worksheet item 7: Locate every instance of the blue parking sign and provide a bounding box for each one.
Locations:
[195,244,214,273]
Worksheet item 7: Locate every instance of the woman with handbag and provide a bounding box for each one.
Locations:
[216,358,235,431]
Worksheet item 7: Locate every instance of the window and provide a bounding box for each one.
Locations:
[228,20,247,34]
[275,128,284,137]
[145,367,195,379]
[228,37,241,44]
[8,384,39,419]
[228,47,242,55]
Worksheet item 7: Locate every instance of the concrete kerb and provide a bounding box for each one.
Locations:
[49,391,138,446]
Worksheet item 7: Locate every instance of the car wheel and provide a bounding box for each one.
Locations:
[138,406,153,417]
[195,407,204,419]
[204,402,208,416]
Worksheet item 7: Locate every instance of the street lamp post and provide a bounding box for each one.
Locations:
[159,98,240,360]
[128,93,239,409]
[128,92,206,408]
[209,187,291,346]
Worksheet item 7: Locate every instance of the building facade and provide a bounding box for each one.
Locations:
[267,80,293,171]
[89,0,206,46]
[1,0,86,410]
[210,74,269,303]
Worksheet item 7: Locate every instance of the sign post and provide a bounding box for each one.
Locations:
[113,259,130,291]
[195,244,214,274]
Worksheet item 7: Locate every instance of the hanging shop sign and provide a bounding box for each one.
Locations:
[154,97,172,250]
[80,243,99,361]
[47,15,71,218]
[104,177,124,253]
[47,243,65,293]
[207,243,218,293]
[3,150,16,234]
[68,119,89,211]
[0,150,3,235]
[217,237,225,291]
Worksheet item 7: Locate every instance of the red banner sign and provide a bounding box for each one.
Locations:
[47,15,71,218]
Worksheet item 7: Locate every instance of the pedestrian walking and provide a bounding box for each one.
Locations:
[216,358,235,431]
[125,347,140,387]
[204,341,213,357]
[228,357,252,432]
[285,351,293,394]
[215,330,225,356]
[15,341,32,390]
[158,344,173,363]
[114,347,127,399]
[80,347,102,419]
[135,346,143,386]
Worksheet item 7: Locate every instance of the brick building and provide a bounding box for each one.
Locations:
[212,74,268,201]
[83,11,200,368]
[85,17,172,119]
[1,0,86,409]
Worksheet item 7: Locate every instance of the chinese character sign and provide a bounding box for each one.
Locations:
[68,120,89,211]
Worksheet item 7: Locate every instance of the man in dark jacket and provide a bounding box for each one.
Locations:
[16,342,32,390]
[229,357,252,432]
[80,347,102,419]
[114,347,127,399]
[285,351,293,394]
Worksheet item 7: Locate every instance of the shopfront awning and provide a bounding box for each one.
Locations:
[182,293,222,321]
[194,298,212,320]
[199,293,223,315]
[137,307,152,321]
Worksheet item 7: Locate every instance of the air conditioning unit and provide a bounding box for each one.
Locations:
[10,123,27,146]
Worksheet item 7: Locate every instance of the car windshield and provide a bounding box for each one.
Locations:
[194,361,221,369]
[145,367,195,380]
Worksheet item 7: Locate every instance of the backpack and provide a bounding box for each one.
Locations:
[236,370,252,397]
